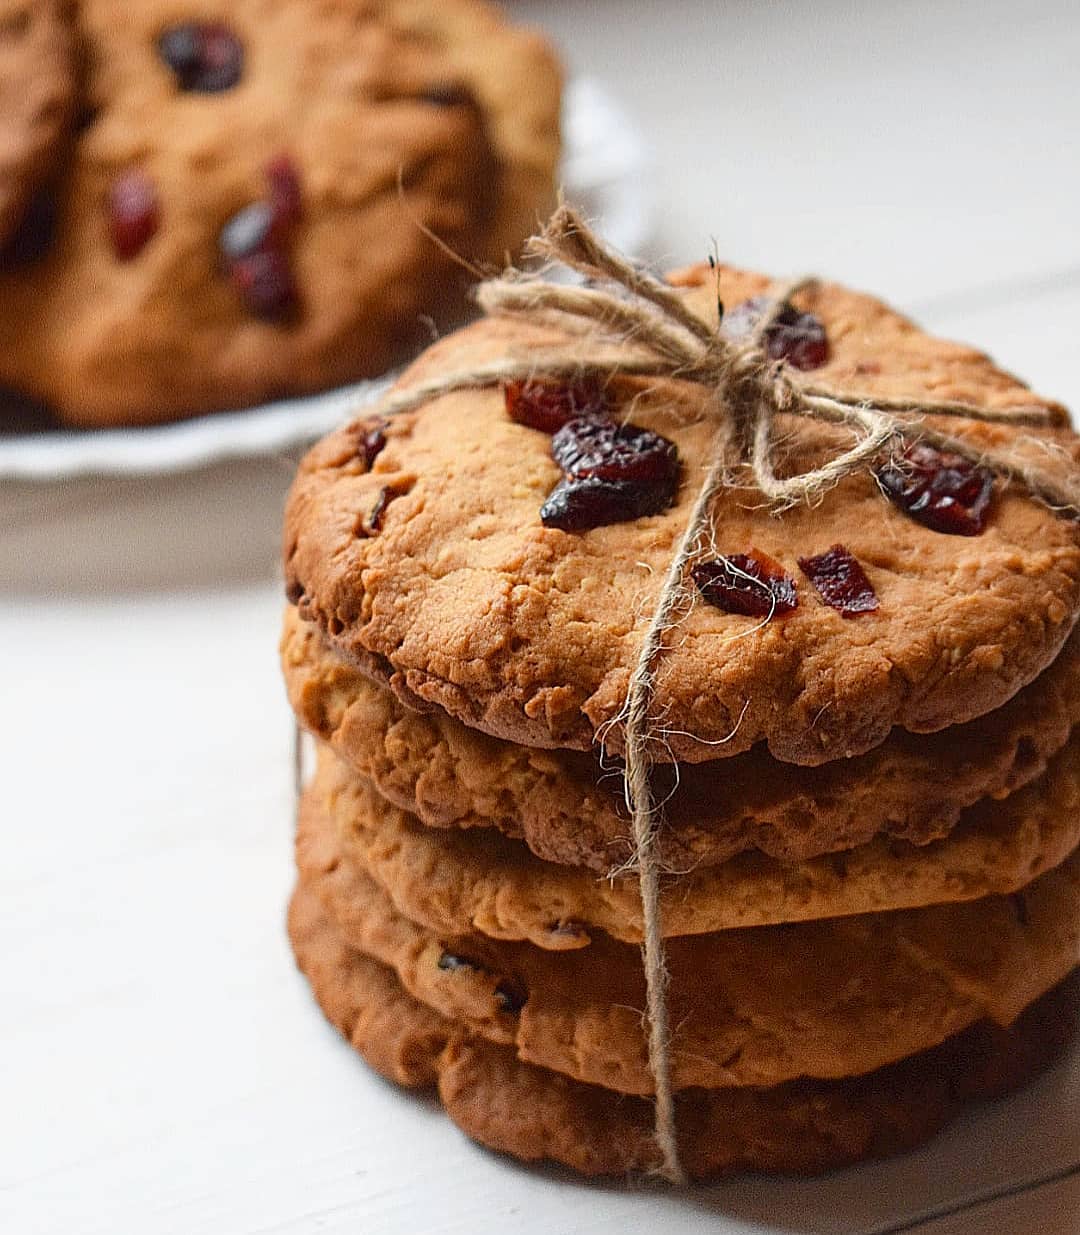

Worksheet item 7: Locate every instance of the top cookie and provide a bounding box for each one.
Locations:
[0,0,74,248]
[0,0,560,425]
[284,265,1080,765]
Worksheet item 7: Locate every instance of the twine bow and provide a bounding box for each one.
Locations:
[367,205,1080,1184]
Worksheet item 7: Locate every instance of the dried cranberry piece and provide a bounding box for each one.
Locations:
[159,22,244,93]
[518,383,681,529]
[877,443,994,535]
[505,379,609,434]
[494,978,528,1013]
[540,473,677,531]
[218,160,303,318]
[798,545,879,618]
[437,952,482,973]
[358,421,387,469]
[723,295,830,371]
[367,486,393,532]
[692,551,799,618]
[551,416,679,485]
[436,952,525,1012]
[547,919,588,943]
[197,25,244,90]
[230,249,296,319]
[108,171,159,260]
[218,201,275,262]
[265,154,303,228]
[157,25,200,78]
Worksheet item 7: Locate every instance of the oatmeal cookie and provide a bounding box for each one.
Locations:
[288,880,1079,1179]
[284,608,1080,868]
[295,799,1080,1095]
[299,739,1080,943]
[0,0,560,425]
[285,266,1080,765]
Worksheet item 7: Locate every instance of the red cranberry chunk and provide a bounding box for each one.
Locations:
[368,486,393,532]
[198,25,244,89]
[494,978,528,1013]
[108,171,159,260]
[505,379,609,434]
[551,416,679,485]
[540,473,678,531]
[157,25,200,76]
[723,295,830,371]
[219,201,275,263]
[798,545,879,617]
[158,23,243,93]
[692,551,798,618]
[358,421,387,469]
[231,249,296,320]
[265,154,303,228]
[877,443,994,535]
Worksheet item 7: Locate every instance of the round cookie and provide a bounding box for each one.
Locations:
[296,808,1080,1095]
[284,267,1080,767]
[0,0,561,426]
[300,738,1080,945]
[0,0,74,248]
[288,882,1080,1179]
[284,608,1080,869]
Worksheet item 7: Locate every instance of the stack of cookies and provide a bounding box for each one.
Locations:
[0,0,560,427]
[281,253,1080,1179]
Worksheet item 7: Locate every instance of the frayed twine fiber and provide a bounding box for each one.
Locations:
[354,205,1080,1185]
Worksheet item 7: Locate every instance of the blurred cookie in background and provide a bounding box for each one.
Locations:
[0,0,562,427]
[0,0,75,250]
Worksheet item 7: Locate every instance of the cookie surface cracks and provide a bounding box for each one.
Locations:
[285,268,1080,764]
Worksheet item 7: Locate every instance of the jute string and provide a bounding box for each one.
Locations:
[353,205,1080,1184]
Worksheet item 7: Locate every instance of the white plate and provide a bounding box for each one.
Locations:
[0,78,650,481]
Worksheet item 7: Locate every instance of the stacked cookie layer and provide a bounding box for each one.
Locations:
[281,260,1080,1179]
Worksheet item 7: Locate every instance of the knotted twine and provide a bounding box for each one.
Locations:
[351,206,1080,1184]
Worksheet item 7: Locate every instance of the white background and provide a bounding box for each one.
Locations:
[3,1,1079,1232]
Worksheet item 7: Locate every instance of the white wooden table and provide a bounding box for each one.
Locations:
[3,2,1079,1231]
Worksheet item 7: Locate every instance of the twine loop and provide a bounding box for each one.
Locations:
[367,205,1080,1185]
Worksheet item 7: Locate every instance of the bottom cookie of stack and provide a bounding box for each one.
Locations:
[289,883,1078,1179]
[287,758,1080,1178]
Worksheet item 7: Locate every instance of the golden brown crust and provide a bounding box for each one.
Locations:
[301,738,1080,943]
[295,793,1080,1095]
[0,0,75,247]
[288,881,1079,1179]
[284,607,1080,868]
[0,0,560,425]
[284,269,1080,766]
